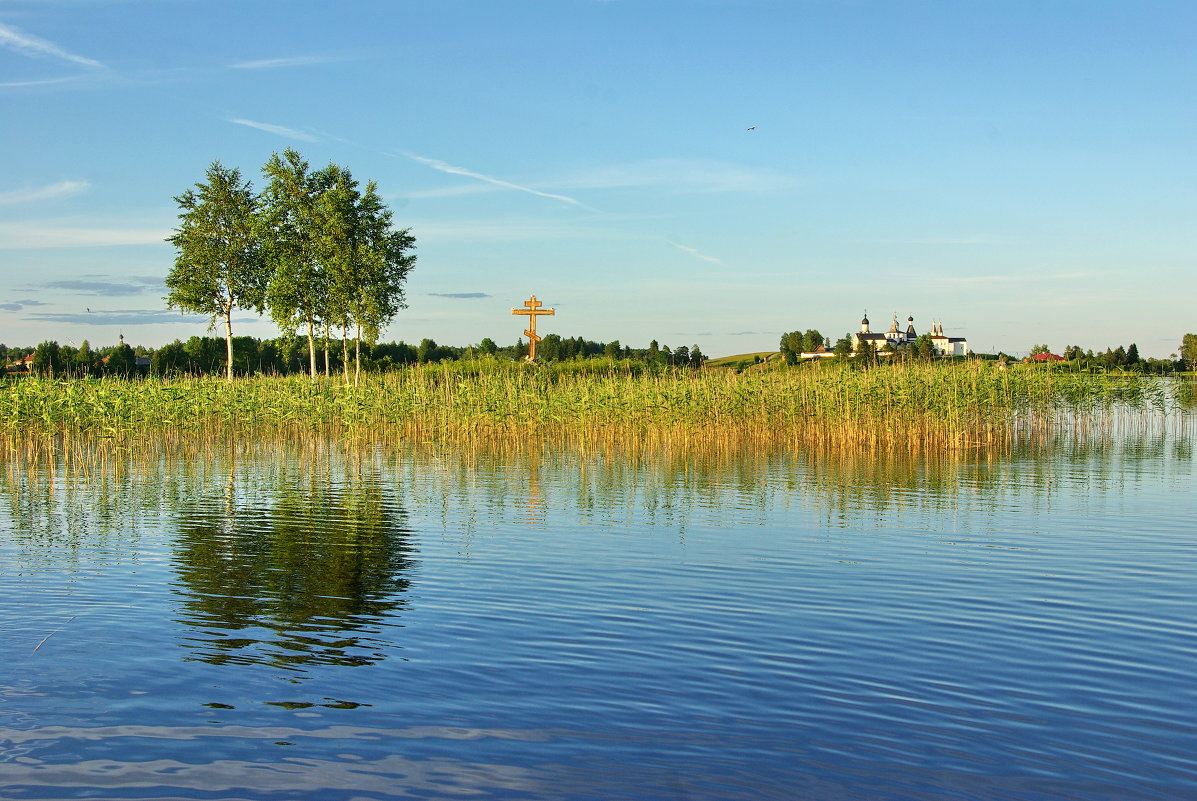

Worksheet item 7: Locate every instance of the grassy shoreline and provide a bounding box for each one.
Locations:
[0,360,1183,452]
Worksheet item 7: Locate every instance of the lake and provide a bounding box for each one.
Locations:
[2,417,1195,800]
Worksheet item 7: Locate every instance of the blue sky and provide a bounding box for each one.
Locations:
[1,0,1193,358]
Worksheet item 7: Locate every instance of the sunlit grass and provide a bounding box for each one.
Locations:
[0,360,1186,456]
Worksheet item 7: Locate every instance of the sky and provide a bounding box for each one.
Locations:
[1,0,1193,359]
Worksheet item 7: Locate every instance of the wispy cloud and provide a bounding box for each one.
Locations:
[410,218,618,244]
[941,270,1104,285]
[0,219,170,249]
[399,152,590,208]
[403,158,792,202]
[880,236,997,245]
[0,75,88,89]
[25,309,208,326]
[667,240,721,264]
[0,299,48,312]
[0,22,105,69]
[429,292,492,299]
[403,183,501,200]
[0,180,90,205]
[558,158,796,194]
[230,55,338,70]
[40,276,164,297]
[227,117,322,143]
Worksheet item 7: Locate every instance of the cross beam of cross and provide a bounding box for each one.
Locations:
[511,295,555,362]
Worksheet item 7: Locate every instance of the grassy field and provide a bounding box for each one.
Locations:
[703,351,782,369]
[0,359,1182,453]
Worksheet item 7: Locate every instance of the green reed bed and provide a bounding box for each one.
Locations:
[0,360,1180,452]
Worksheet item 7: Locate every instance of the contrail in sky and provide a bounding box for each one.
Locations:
[220,121,724,264]
[230,55,337,70]
[227,118,322,142]
[400,151,589,208]
[0,76,85,88]
[0,22,105,69]
[667,240,722,264]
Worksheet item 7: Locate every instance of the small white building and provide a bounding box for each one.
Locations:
[928,321,969,357]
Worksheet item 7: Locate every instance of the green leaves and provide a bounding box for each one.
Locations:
[167,151,416,381]
[166,161,268,380]
[167,162,265,320]
[259,151,416,377]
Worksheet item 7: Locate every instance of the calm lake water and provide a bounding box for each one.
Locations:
[2,419,1195,800]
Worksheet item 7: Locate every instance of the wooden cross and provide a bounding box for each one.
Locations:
[512,295,555,362]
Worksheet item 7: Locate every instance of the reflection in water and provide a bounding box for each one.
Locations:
[1,415,1194,801]
[3,415,1190,547]
[167,451,415,673]
[386,415,1193,539]
[1,416,1190,665]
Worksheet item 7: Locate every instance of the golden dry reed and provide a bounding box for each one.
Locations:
[0,360,1184,457]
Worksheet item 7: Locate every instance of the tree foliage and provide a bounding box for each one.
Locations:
[166,161,267,381]
[168,150,417,382]
[779,331,803,364]
[1181,333,1197,369]
[260,149,326,377]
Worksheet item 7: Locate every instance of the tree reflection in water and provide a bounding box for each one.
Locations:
[170,458,414,674]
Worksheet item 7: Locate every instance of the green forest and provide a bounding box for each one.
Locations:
[1,333,707,379]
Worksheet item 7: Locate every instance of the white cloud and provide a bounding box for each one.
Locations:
[401,158,792,204]
[230,55,338,70]
[409,218,612,243]
[940,270,1106,285]
[0,22,105,69]
[0,219,170,249]
[0,180,90,205]
[0,75,87,89]
[667,240,721,264]
[402,183,502,200]
[879,236,997,245]
[227,117,322,143]
[558,158,796,194]
[399,152,591,209]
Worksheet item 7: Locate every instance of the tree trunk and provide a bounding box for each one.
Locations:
[306,318,317,378]
[224,309,235,382]
[341,326,350,384]
[354,323,362,387]
[323,324,331,377]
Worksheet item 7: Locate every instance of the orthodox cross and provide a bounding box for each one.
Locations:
[512,295,555,362]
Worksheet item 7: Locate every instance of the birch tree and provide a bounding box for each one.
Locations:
[313,164,362,383]
[313,167,416,385]
[352,180,416,384]
[261,149,329,378]
[165,162,266,381]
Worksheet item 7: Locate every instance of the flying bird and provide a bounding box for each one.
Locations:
[747,126,756,131]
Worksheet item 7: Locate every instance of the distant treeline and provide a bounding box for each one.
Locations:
[1034,342,1189,374]
[4,334,707,378]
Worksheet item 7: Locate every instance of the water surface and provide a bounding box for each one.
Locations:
[2,423,1195,800]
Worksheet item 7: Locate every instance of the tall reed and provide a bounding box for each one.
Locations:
[0,360,1182,454]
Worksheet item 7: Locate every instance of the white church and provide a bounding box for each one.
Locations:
[852,313,968,357]
[799,313,968,359]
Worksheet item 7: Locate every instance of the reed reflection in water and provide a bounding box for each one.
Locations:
[0,417,1194,801]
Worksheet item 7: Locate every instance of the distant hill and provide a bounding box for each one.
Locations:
[705,351,782,370]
